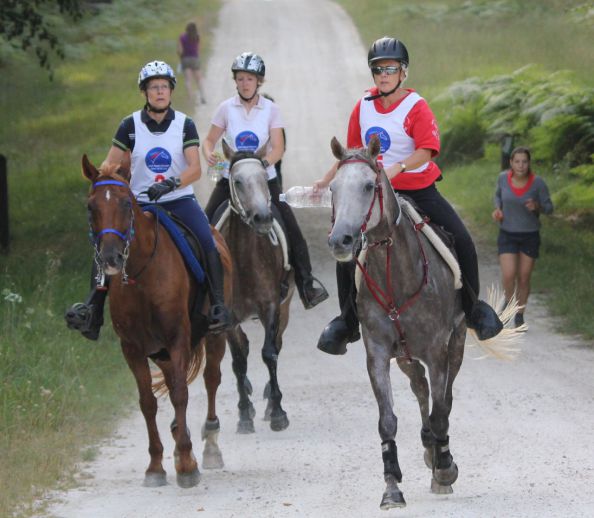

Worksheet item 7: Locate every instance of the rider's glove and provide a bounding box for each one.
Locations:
[147,176,181,201]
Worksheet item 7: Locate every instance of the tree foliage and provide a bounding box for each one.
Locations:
[0,0,82,71]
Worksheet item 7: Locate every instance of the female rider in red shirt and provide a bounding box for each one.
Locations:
[314,37,503,354]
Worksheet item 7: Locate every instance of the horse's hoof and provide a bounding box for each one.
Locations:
[270,412,289,432]
[143,471,167,487]
[237,419,255,434]
[202,441,224,469]
[380,488,406,509]
[424,447,433,469]
[176,468,201,488]
[202,450,224,470]
[433,462,458,486]
[431,478,453,494]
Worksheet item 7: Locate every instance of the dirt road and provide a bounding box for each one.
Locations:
[44,1,594,516]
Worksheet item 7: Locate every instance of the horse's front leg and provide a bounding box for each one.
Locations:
[201,333,226,469]
[158,339,200,488]
[396,358,433,469]
[227,325,256,433]
[261,304,289,432]
[426,326,464,494]
[365,337,406,510]
[121,342,166,487]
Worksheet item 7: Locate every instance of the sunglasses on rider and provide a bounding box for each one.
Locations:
[371,66,401,76]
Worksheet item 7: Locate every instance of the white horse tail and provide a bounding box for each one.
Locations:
[467,284,525,360]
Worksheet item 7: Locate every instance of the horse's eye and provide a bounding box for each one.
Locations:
[364,182,375,192]
[233,179,243,191]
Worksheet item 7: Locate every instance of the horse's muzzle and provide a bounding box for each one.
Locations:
[248,210,273,235]
[100,242,125,274]
[328,232,359,262]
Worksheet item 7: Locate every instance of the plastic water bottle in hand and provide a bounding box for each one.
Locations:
[207,152,229,182]
[279,186,332,208]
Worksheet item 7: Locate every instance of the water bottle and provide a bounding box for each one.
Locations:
[278,186,332,208]
[207,152,229,182]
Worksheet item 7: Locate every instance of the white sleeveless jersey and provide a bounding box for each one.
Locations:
[359,92,429,174]
[221,96,277,180]
[131,110,194,203]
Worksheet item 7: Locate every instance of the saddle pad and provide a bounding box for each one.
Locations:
[142,205,205,284]
[214,201,291,271]
[400,199,462,289]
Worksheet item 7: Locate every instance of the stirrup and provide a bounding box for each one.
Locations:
[64,303,101,341]
[301,276,329,310]
[208,304,232,333]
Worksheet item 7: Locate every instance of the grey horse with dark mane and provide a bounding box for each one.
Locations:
[327,135,517,509]
[213,141,295,433]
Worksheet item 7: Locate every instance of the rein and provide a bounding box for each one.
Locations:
[90,179,159,286]
[336,156,429,361]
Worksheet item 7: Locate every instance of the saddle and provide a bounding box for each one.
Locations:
[399,196,462,289]
[212,199,291,271]
[142,205,206,283]
[355,195,462,290]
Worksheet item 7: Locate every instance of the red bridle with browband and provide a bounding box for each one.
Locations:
[333,156,429,361]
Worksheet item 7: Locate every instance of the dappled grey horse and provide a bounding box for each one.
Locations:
[214,140,295,433]
[328,135,506,509]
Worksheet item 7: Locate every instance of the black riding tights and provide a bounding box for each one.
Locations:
[204,177,313,284]
[395,183,479,313]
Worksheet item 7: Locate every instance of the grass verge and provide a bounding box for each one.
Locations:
[0,1,220,516]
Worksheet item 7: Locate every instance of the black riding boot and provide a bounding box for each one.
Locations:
[317,260,361,355]
[291,240,329,310]
[65,269,108,341]
[462,278,503,341]
[205,248,232,333]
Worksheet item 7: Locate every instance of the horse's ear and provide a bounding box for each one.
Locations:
[81,154,99,183]
[330,136,345,160]
[255,139,269,159]
[221,139,234,160]
[368,134,381,159]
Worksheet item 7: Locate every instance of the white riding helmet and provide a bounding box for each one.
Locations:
[231,52,265,77]
[138,60,176,90]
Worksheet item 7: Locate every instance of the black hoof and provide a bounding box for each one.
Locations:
[433,462,458,486]
[380,488,406,509]
[270,412,289,432]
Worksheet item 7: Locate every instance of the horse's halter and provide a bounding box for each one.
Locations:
[228,157,271,224]
[333,154,385,236]
[334,155,426,362]
[88,179,136,285]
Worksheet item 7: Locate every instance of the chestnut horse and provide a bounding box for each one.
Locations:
[81,155,229,488]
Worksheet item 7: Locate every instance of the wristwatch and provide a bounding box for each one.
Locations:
[262,159,270,169]
[397,162,406,173]
[173,176,182,188]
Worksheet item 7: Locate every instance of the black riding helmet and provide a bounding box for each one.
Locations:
[367,37,409,67]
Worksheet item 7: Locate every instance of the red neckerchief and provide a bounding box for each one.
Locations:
[507,170,535,197]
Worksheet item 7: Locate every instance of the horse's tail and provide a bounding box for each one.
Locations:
[151,340,206,397]
[468,284,524,360]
